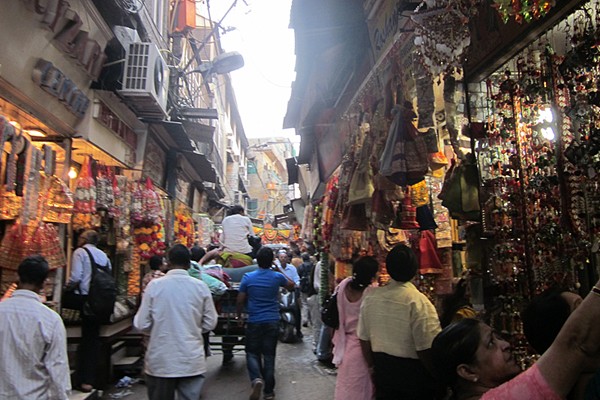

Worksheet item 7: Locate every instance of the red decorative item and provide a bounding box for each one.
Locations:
[73,156,96,213]
[399,188,420,230]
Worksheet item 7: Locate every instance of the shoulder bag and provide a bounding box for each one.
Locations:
[321,291,339,329]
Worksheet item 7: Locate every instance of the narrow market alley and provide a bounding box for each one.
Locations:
[99,333,336,400]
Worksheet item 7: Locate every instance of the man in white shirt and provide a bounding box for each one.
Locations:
[221,205,254,255]
[357,244,441,399]
[134,244,218,400]
[0,255,71,399]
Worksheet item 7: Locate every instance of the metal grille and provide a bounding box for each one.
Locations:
[124,43,149,90]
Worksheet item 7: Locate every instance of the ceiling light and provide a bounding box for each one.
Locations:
[68,167,78,180]
[24,128,46,137]
[8,120,21,130]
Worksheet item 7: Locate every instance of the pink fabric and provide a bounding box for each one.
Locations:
[482,364,562,400]
[333,278,375,400]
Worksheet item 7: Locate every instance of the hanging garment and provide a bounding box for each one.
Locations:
[379,103,428,186]
[416,205,438,231]
[371,189,395,228]
[418,230,443,274]
[409,179,429,207]
[438,154,480,221]
[397,188,420,230]
[341,203,369,231]
[348,135,374,205]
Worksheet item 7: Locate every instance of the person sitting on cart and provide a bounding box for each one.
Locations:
[236,247,296,400]
[200,206,256,268]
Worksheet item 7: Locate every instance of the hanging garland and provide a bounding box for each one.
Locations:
[174,204,194,248]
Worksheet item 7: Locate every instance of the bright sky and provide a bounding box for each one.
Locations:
[210,0,297,141]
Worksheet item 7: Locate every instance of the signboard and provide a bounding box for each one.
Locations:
[143,138,166,187]
[366,0,404,65]
[316,114,351,183]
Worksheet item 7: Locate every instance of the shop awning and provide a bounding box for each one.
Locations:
[182,120,215,143]
[183,151,217,183]
[286,157,299,184]
[201,181,226,201]
[144,120,195,152]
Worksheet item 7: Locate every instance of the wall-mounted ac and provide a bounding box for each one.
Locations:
[118,42,169,119]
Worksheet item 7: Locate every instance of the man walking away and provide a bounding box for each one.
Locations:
[0,255,71,399]
[134,244,218,400]
[357,244,442,400]
[237,247,296,400]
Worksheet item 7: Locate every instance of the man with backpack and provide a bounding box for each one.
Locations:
[67,229,113,392]
[297,253,315,328]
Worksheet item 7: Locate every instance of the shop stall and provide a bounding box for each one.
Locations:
[455,0,600,362]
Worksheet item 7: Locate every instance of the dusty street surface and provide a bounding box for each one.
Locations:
[101,331,337,400]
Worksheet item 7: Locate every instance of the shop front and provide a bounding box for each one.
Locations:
[292,0,600,364]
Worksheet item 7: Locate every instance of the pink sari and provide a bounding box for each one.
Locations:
[333,278,375,400]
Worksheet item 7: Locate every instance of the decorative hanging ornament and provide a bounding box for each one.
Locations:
[412,0,478,76]
[492,0,553,24]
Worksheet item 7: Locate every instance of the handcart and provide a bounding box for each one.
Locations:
[209,265,258,357]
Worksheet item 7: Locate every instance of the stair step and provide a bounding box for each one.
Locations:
[111,340,125,351]
[68,389,99,400]
[113,356,141,367]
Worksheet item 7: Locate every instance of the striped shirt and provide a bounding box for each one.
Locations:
[0,290,71,399]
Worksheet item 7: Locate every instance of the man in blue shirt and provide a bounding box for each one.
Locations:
[237,247,295,400]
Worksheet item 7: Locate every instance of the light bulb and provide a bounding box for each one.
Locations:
[68,167,78,179]
[537,107,554,124]
[541,127,555,141]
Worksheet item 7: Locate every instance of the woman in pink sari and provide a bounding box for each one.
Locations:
[333,256,379,400]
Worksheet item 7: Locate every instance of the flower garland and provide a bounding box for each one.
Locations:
[131,177,165,260]
[133,222,166,260]
[174,205,194,248]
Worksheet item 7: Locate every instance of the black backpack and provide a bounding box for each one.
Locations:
[83,248,117,324]
[299,261,315,295]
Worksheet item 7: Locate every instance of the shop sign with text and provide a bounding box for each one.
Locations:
[367,0,403,64]
[32,59,90,118]
[22,0,107,80]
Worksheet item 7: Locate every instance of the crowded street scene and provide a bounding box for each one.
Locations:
[2,0,600,399]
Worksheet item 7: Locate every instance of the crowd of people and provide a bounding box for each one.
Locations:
[2,204,600,400]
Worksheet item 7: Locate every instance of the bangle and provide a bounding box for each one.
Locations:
[592,286,600,297]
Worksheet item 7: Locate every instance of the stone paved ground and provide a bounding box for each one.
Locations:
[99,330,337,400]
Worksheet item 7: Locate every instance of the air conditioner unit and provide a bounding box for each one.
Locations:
[118,42,169,119]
